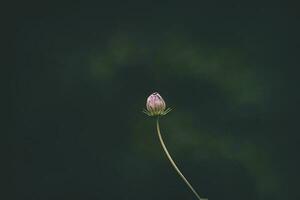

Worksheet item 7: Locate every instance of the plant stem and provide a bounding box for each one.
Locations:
[156,117,207,200]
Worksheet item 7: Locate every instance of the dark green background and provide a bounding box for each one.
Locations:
[14,1,299,200]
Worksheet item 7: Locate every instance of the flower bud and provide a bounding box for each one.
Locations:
[144,92,171,116]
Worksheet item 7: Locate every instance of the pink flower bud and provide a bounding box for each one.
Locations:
[144,92,171,116]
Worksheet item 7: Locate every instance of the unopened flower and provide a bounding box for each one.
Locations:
[143,92,172,116]
[143,92,207,200]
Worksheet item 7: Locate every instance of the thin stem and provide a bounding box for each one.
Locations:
[156,117,207,200]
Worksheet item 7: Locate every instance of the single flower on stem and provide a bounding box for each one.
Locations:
[143,92,207,200]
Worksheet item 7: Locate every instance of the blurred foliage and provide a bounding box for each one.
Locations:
[13,1,299,200]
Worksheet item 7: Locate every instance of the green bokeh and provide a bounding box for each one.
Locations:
[13,2,299,200]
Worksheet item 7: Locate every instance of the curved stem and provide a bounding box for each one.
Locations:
[156,117,207,200]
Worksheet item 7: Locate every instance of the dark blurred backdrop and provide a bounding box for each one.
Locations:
[13,1,300,200]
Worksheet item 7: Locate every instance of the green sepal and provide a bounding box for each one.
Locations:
[142,108,172,117]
